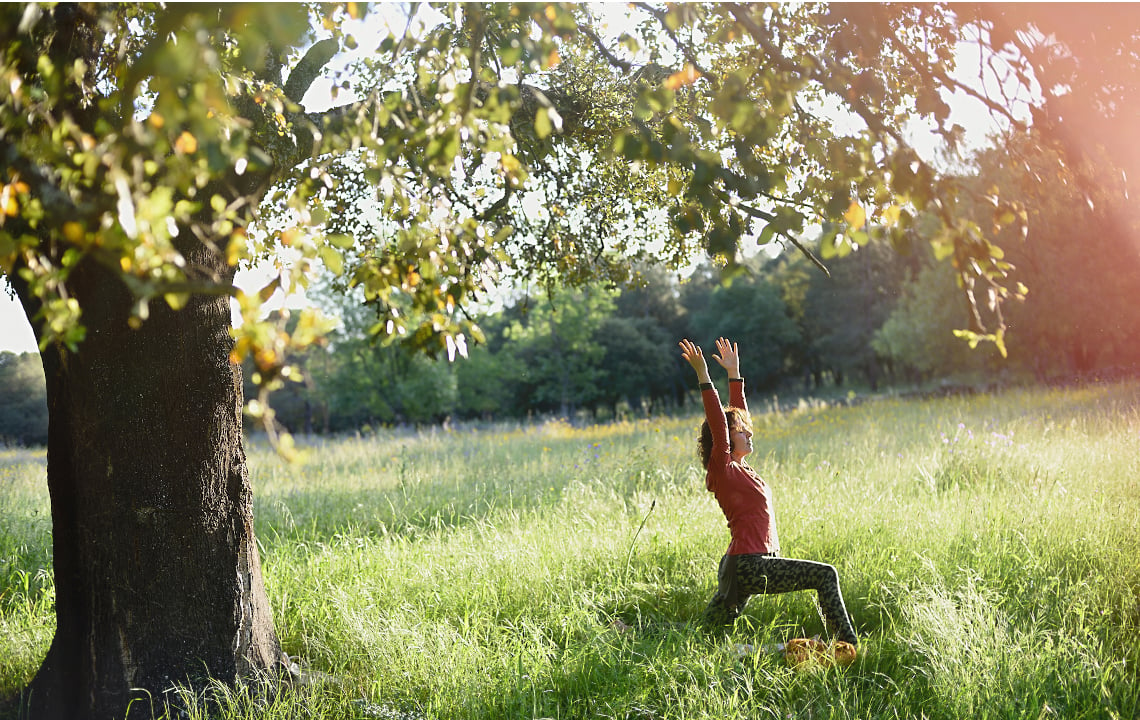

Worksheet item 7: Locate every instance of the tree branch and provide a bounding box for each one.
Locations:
[284,37,340,104]
[712,188,774,222]
[711,187,831,277]
[724,4,905,148]
[884,28,1026,132]
[781,233,831,278]
[576,19,632,74]
[633,2,719,86]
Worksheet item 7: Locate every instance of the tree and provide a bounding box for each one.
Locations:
[973,4,1140,202]
[973,135,1140,380]
[0,351,48,445]
[691,270,801,391]
[301,282,459,429]
[873,250,999,383]
[876,129,1140,385]
[802,240,907,390]
[594,314,673,417]
[455,341,525,419]
[2,3,1128,718]
[613,265,692,409]
[500,286,615,417]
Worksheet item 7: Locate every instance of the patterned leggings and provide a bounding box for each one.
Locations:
[704,553,858,645]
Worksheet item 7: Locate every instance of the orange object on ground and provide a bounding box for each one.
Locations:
[784,637,857,668]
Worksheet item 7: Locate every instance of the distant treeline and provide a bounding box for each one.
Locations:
[246,216,1140,434]
[4,228,1140,445]
[0,351,48,445]
[237,136,1140,434]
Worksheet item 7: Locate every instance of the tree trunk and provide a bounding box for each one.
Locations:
[18,247,284,720]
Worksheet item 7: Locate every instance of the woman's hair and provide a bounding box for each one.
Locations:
[698,406,751,468]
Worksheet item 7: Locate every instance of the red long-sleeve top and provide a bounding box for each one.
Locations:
[702,379,780,556]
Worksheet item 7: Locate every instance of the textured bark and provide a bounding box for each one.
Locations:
[17,245,284,720]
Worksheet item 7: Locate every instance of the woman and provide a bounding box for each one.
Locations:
[679,337,857,645]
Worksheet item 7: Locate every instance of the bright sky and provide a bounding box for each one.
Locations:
[0,6,1018,355]
[0,284,37,353]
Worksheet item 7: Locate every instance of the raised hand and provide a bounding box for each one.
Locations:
[712,337,741,378]
[679,338,712,383]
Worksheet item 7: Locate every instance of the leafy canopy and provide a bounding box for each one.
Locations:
[7,2,1118,419]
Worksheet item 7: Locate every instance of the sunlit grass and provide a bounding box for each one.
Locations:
[0,447,52,701]
[2,383,1139,718]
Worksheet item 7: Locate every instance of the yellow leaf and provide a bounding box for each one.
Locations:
[501,154,521,176]
[226,229,248,266]
[230,336,249,365]
[318,244,344,276]
[534,107,553,139]
[664,65,701,90]
[881,204,901,227]
[254,347,278,372]
[164,293,190,310]
[1,189,16,217]
[63,222,84,242]
[174,131,198,154]
[843,201,866,230]
[545,48,560,68]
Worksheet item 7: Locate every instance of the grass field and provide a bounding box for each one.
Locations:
[2,382,1139,719]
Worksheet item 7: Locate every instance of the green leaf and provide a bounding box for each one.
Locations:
[319,245,345,276]
[820,229,842,260]
[327,233,354,249]
[616,134,642,160]
[534,107,552,139]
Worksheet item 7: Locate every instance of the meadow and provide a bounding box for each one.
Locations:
[2,381,1138,719]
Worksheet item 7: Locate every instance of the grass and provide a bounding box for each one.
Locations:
[2,382,1139,718]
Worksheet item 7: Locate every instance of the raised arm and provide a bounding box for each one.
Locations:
[679,338,712,385]
[681,339,731,472]
[711,337,741,380]
[712,337,747,412]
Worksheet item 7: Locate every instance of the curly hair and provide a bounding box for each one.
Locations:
[698,406,751,468]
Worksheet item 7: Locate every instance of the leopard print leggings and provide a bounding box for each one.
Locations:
[704,553,858,645]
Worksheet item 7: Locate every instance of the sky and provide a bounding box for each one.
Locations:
[0,6,1016,355]
[0,286,37,353]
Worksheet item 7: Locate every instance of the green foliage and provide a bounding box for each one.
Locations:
[874,257,998,382]
[801,239,909,389]
[455,342,524,419]
[501,285,615,416]
[9,2,1136,455]
[690,271,800,391]
[976,137,1140,380]
[1,1,1062,376]
[874,128,1140,384]
[0,352,47,446]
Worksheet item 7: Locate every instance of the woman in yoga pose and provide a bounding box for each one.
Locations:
[679,337,857,645]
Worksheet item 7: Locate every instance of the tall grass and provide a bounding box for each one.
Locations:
[2,382,1138,718]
